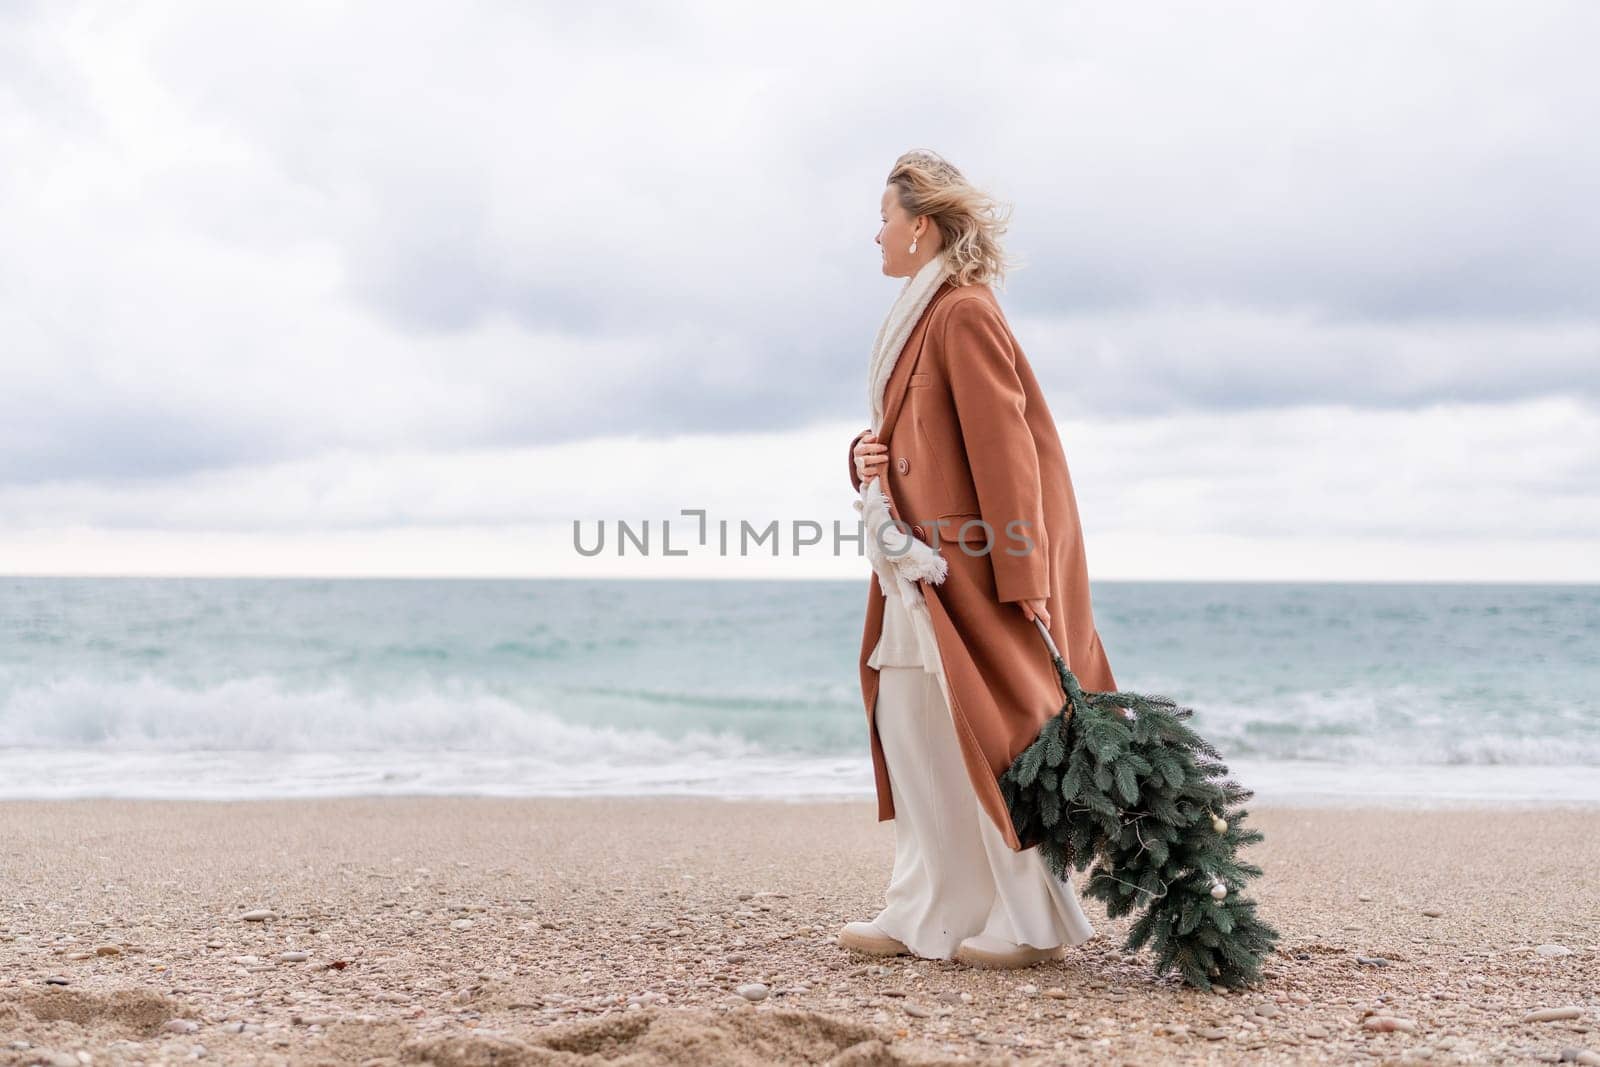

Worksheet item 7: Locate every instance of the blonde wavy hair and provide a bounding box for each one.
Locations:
[885,149,1017,288]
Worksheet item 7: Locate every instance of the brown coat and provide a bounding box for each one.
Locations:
[849,278,1119,851]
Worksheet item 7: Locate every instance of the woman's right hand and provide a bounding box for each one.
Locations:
[853,430,888,485]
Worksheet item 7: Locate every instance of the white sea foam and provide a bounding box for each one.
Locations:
[0,674,764,756]
[0,676,1596,806]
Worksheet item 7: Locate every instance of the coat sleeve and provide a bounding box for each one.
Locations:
[940,298,1050,604]
[847,429,867,492]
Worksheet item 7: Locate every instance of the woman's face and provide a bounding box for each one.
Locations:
[876,185,923,278]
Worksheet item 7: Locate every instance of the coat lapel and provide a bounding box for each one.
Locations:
[877,279,956,444]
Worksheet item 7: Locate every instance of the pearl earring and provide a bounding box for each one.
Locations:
[908,239,918,253]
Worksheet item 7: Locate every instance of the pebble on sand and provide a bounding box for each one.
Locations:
[736,983,769,1002]
[239,909,274,922]
[1363,1016,1418,1033]
[1523,1007,1584,1023]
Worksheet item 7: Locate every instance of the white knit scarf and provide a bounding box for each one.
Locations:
[853,251,953,678]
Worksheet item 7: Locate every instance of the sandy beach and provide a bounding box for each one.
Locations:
[1,796,1596,1066]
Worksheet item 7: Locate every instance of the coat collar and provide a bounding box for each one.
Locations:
[877,279,959,443]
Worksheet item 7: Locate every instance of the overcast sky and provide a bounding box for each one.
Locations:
[3,0,1597,580]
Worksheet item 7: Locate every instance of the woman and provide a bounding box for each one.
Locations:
[837,150,1121,969]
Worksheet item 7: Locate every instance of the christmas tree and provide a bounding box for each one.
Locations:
[1000,630,1280,991]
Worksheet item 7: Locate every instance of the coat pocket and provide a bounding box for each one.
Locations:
[935,512,996,546]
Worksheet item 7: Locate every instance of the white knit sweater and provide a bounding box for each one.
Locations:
[854,252,953,680]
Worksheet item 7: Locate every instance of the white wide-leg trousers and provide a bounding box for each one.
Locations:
[869,664,1096,960]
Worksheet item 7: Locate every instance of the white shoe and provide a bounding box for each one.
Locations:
[837,920,910,957]
[954,933,1066,969]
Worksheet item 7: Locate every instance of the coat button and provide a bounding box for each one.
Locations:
[911,524,925,539]
[896,457,909,475]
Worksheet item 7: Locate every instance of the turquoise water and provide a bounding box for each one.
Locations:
[1,577,1596,805]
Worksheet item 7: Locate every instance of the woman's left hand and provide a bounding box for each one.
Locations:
[1017,598,1051,630]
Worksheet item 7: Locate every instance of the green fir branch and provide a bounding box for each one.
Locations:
[999,651,1281,991]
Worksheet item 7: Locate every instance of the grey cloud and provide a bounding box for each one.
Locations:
[0,407,281,487]
[1,0,1598,492]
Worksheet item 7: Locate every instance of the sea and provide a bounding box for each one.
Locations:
[1,577,1596,808]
